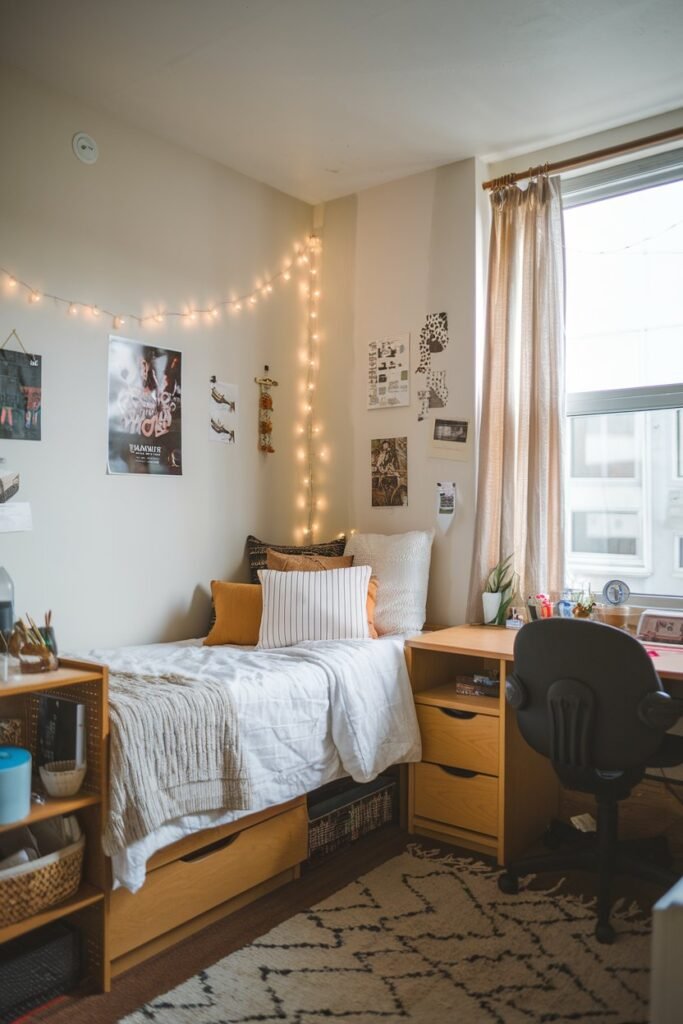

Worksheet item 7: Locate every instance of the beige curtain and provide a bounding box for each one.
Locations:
[466,175,566,621]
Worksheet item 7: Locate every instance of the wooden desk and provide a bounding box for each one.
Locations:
[406,626,683,866]
[406,626,558,865]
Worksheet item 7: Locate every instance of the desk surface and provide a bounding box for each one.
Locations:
[407,624,683,681]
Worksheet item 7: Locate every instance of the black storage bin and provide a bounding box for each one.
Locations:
[307,776,397,861]
[0,922,82,1024]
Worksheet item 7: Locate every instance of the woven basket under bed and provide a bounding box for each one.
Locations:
[0,835,85,928]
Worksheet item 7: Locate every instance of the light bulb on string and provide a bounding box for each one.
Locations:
[68,303,78,316]
[7,276,17,288]
[29,291,41,304]
[113,315,125,329]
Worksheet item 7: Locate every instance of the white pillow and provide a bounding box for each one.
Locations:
[344,530,434,635]
[257,566,371,648]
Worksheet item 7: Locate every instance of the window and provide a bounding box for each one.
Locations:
[562,151,683,599]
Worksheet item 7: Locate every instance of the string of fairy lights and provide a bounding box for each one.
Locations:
[0,236,319,329]
[1,233,327,541]
[295,233,325,540]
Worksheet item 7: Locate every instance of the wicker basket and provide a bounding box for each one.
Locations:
[308,777,396,861]
[0,835,85,928]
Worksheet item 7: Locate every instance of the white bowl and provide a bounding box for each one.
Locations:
[39,761,87,798]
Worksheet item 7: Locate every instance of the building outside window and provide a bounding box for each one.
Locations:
[562,151,683,600]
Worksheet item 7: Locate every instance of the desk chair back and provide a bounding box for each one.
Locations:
[509,618,667,774]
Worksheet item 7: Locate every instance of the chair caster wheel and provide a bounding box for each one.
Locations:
[498,872,519,895]
[595,923,615,944]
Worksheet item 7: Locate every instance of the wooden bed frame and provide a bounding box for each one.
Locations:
[108,795,308,978]
[58,652,406,988]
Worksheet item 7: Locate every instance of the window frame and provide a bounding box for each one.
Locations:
[562,148,683,602]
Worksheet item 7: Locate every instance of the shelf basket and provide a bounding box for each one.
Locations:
[0,835,85,928]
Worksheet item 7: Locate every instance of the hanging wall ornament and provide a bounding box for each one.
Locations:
[255,367,278,453]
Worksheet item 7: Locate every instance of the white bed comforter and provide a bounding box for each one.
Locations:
[87,635,420,892]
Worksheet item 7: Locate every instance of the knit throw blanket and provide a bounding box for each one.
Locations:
[103,671,253,857]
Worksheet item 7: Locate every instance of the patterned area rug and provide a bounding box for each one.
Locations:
[120,845,650,1023]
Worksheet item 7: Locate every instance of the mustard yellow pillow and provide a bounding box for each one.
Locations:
[266,550,354,571]
[204,581,262,646]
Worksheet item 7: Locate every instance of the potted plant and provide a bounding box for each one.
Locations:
[482,554,516,626]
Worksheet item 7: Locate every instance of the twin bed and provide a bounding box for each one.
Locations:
[93,633,420,892]
[81,529,433,976]
[85,630,422,975]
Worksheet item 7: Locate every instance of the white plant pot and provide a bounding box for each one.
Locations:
[482,591,502,625]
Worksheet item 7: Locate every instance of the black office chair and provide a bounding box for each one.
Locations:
[498,617,683,943]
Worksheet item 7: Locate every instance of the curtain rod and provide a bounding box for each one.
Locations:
[482,125,683,191]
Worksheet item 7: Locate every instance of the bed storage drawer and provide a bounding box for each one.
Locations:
[110,801,307,959]
[416,703,499,776]
[413,762,498,837]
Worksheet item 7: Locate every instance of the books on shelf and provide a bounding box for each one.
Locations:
[37,696,86,768]
[454,673,500,698]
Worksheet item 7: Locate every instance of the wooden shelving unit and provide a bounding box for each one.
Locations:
[0,656,110,993]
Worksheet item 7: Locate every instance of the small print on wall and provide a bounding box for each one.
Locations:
[430,417,471,461]
[107,336,182,475]
[415,312,450,421]
[209,379,238,444]
[0,347,42,441]
[371,436,408,507]
[367,334,410,409]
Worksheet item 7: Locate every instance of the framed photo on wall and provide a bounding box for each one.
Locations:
[430,417,471,461]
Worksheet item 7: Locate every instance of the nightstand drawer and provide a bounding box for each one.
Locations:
[413,762,498,836]
[416,703,499,776]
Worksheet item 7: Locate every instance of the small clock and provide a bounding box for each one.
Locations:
[603,579,630,606]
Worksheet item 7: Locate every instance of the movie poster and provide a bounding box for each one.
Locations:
[0,349,42,441]
[107,336,182,475]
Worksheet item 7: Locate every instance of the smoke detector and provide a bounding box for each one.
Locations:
[72,132,99,164]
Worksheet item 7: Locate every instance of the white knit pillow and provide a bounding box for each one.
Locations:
[344,531,434,635]
[257,566,371,648]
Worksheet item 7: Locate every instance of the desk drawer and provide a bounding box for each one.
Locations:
[110,802,307,958]
[414,762,498,837]
[416,703,499,776]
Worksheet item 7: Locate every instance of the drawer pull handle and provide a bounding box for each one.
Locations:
[440,765,478,779]
[180,832,240,863]
[439,708,476,720]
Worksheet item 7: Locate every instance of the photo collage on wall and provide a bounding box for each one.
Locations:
[367,334,410,409]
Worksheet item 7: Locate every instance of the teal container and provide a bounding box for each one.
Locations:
[0,746,31,825]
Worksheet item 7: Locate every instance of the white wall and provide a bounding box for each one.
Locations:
[0,65,312,649]
[320,110,683,629]
[331,159,488,627]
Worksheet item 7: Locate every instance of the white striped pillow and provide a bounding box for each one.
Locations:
[257,566,372,648]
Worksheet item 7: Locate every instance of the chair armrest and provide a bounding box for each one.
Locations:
[639,691,683,731]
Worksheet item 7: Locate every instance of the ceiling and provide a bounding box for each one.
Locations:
[2,0,683,204]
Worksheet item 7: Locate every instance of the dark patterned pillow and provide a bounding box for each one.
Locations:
[246,534,346,584]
